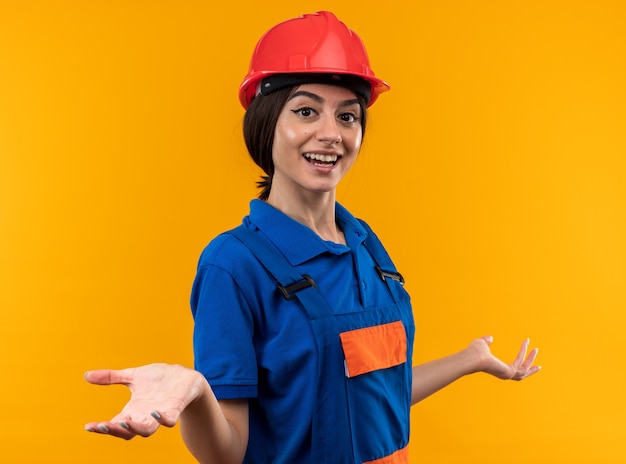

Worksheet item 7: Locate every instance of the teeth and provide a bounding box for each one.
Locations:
[304,153,338,163]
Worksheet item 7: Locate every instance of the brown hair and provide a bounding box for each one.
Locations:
[243,85,368,200]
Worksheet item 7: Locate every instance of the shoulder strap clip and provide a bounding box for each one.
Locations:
[279,274,317,300]
[375,266,405,286]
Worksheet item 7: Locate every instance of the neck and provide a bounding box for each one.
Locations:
[266,189,345,244]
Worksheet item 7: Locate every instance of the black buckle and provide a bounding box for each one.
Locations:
[375,266,405,286]
[278,274,317,300]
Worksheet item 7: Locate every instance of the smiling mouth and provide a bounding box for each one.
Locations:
[303,153,339,166]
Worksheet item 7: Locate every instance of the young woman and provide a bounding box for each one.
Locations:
[85,11,540,464]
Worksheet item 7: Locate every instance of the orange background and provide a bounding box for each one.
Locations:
[1,1,625,463]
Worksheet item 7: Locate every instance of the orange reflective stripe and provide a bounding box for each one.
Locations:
[339,321,407,378]
[363,445,409,464]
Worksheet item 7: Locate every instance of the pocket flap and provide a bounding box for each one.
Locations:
[340,321,407,378]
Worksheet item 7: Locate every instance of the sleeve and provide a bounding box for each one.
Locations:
[190,253,258,400]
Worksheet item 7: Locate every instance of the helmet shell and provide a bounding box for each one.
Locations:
[238,11,390,109]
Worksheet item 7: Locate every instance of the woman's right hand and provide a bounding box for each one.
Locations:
[84,363,207,440]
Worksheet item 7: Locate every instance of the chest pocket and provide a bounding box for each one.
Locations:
[340,321,407,378]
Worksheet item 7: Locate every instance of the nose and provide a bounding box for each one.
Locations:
[316,115,342,144]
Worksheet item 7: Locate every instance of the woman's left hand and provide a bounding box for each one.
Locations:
[469,336,541,381]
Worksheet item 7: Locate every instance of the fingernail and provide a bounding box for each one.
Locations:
[118,421,130,430]
[98,424,110,433]
[85,426,95,432]
[150,411,161,420]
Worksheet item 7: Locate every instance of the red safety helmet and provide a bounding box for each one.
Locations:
[238,11,390,109]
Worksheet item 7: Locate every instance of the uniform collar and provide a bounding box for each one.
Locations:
[245,200,368,266]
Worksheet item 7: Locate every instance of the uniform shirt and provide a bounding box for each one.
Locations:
[190,199,400,462]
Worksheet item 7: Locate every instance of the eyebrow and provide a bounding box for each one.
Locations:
[288,90,360,108]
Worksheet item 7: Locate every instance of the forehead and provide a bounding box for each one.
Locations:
[290,83,360,102]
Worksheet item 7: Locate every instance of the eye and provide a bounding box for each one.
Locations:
[291,107,316,118]
[338,112,360,123]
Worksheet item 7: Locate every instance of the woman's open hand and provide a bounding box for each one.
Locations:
[84,363,207,440]
[469,336,541,381]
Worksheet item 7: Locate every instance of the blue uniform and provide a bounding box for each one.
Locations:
[191,200,414,463]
